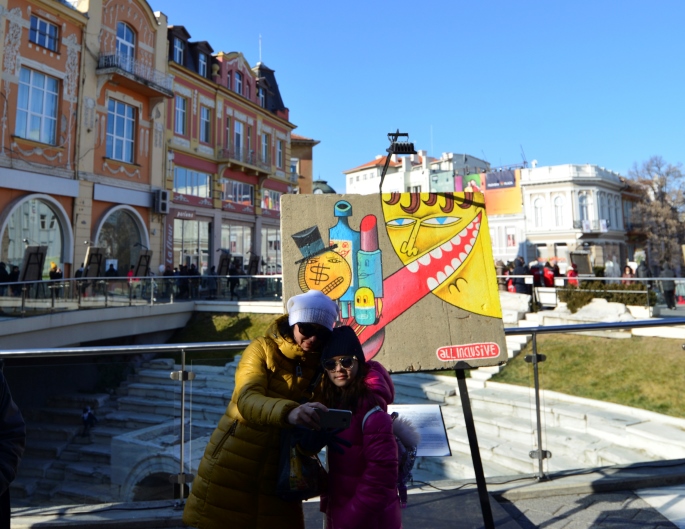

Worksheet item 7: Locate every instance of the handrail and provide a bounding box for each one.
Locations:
[504,317,685,335]
[0,341,251,359]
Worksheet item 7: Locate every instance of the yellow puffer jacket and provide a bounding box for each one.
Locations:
[183,315,323,529]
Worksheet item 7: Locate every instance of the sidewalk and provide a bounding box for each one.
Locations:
[302,459,685,528]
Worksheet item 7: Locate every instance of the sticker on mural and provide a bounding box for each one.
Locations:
[281,192,507,373]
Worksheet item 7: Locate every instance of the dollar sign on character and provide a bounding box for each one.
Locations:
[309,264,330,285]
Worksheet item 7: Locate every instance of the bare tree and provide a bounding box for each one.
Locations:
[629,156,685,268]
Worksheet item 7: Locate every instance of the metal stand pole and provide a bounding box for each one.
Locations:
[525,332,551,479]
[455,368,495,529]
[170,348,195,504]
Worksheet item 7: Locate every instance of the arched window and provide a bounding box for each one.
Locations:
[579,194,589,221]
[534,197,544,228]
[610,196,617,228]
[97,209,143,273]
[116,22,135,72]
[599,193,607,221]
[1,198,64,277]
[554,196,564,227]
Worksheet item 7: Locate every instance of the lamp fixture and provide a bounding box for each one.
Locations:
[379,129,417,191]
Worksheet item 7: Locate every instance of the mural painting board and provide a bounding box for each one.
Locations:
[134,250,153,277]
[281,193,507,373]
[84,247,105,278]
[20,246,47,282]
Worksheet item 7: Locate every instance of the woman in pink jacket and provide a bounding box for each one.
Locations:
[319,326,401,529]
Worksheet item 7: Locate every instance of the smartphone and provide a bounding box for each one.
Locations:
[315,408,352,431]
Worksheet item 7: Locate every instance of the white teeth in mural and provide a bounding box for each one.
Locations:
[405,215,481,289]
[430,247,443,259]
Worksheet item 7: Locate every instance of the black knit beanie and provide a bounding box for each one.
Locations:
[321,326,366,367]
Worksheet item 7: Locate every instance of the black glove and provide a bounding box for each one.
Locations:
[294,427,351,455]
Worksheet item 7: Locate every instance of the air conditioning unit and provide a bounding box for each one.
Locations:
[154,189,169,214]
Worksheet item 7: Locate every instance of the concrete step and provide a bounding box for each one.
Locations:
[124,382,232,406]
[104,410,169,429]
[10,477,38,499]
[63,462,111,485]
[114,396,225,423]
[15,457,54,479]
[47,393,111,411]
[391,374,457,403]
[26,422,80,442]
[75,443,111,464]
[51,482,113,504]
[415,450,517,481]
[24,439,69,459]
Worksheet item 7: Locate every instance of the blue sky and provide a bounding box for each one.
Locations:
[157,0,685,193]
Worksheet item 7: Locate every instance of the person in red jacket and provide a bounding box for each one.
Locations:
[320,326,401,529]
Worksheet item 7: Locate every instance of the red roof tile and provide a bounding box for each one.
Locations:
[343,155,402,174]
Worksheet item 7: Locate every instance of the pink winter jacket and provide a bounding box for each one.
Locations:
[321,360,401,529]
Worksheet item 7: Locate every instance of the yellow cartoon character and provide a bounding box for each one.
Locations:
[381,192,501,318]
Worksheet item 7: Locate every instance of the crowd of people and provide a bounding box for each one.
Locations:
[501,257,683,309]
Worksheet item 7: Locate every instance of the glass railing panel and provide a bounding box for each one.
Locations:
[8,356,180,507]
[184,353,240,498]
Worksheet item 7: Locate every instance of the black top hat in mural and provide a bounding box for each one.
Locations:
[292,226,337,264]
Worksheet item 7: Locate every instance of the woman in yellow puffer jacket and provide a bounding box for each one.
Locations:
[183,290,338,529]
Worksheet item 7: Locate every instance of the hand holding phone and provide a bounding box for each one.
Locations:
[315,408,352,431]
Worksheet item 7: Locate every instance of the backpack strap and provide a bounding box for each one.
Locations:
[361,406,382,432]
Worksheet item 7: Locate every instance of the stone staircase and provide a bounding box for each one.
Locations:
[390,372,685,482]
[12,358,237,507]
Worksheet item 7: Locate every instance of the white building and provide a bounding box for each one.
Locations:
[519,163,627,273]
[344,151,489,194]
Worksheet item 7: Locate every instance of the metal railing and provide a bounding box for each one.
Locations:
[0,274,283,318]
[97,52,174,92]
[6,317,685,519]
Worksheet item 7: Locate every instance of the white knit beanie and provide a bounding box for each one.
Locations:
[287,290,338,330]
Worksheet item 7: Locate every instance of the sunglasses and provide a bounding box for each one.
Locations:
[323,357,356,371]
[296,322,331,340]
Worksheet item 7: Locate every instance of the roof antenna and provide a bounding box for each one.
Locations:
[259,34,262,62]
[520,145,528,168]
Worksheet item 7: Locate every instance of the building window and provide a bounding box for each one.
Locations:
[106,99,135,163]
[173,37,185,64]
[174,167,211,198]
[224,179,254,205]
[226,71,231,90]
[198,53,207,77]
[245,82,250,100]
[15,67,58,145]
[235,72,243,95]
[116,22,135,71]
[30,16,58,52]
[599,193,607,220]
[234,121,243,157]
[200,106,211,143]
[276,140,283,168]
[534,197,544,228]
[258,86,266,108]
[579,194,589,221]
[554,196,564,227]
[174,96,186,135]
[261,189,281,211]
[261,133,270,164]
[291,158,299,175]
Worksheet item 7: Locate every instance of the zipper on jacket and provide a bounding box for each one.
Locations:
[211,419,238,458]
[295,362,303,378]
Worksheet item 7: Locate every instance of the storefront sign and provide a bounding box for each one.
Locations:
[436,343,501,362]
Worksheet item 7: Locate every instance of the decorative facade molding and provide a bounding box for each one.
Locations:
[103,161,141,179]
[174,83,192,97]
[199,95,215,108]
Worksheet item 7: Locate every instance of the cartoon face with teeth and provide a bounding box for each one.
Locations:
[382,192,502,318]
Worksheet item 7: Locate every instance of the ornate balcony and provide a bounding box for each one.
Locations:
[97,53,173,98]
[218,147,270,176]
